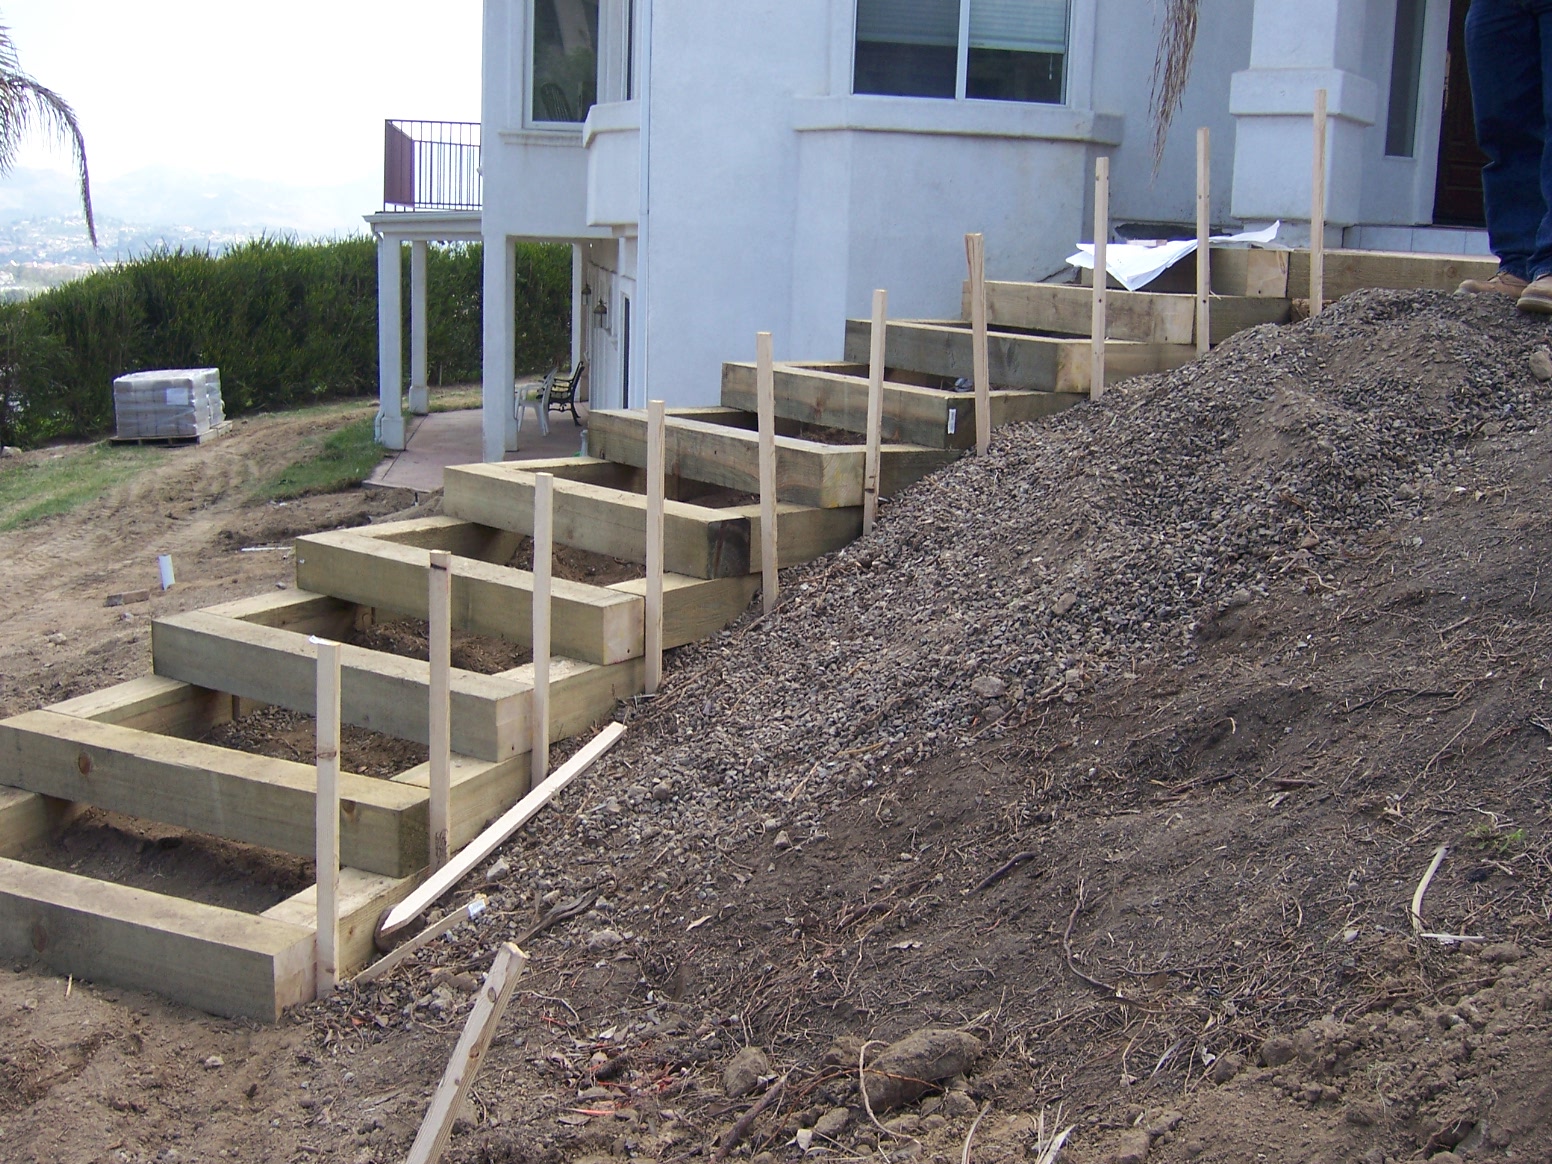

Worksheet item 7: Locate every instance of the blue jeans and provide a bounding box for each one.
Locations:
[1466,0,1552,279]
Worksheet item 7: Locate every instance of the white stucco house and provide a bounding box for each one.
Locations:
[368,0,1487,461]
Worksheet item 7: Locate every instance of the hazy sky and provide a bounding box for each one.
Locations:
[5,2,482,207]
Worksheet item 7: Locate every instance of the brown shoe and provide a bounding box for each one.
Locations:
[1459,269,1529,295]
[1517,274,1552,313]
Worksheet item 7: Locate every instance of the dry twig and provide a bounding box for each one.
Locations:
[961,1100,992,1164]
[711,1070,789,1161]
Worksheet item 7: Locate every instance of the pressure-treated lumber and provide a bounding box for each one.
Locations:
[965,281,1290,347]
[405,942,528,1164]
[864,288,886,533]
[0,787,74,858]
[721,361,1084,449]
[1196,126,1211,358]
[645,401,666,693]
[589,408,958,509]
[1286,248,1496,301]
[1091,155,1109,400]
[48,675,239,739]
[841,320,1194,394]
[0,710,428,878]
[354,895,485,986]
[1310,87,1328,316]
[263,866,421,980]
[293,530,642,665]
[446,465,751,579]
[756,332,779,613]
[203,589,357,636]
[1131,247,1291,298]
[427,551,452,868]
[0,856,314,1022]
[965,234,991,454]
[609,575,760,644]
[151,610,528,762]
[531,473,553,785]
[315,639,342,992]
[379,721,626,940]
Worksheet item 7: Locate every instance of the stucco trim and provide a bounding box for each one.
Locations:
[1229,68,1379,126]
[791,95,1122,145]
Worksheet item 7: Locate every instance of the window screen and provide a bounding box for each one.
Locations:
[854,0,960,98]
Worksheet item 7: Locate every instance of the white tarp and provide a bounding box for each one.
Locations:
[1066,221,1282,292]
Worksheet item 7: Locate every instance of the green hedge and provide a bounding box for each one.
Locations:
[0,236,571,449]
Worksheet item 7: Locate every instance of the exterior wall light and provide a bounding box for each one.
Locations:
[593,299,609,329]
[581,282,592,307]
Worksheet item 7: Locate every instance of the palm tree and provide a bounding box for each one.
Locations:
[0,19,94,246]
[1149,0,1200,175]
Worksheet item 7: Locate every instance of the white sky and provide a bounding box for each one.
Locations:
[5,1,483,187]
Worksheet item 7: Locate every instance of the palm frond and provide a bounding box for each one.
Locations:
[1147,0,1200,177]
[0,22,96,247]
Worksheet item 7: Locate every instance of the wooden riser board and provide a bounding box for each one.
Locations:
[0,710,428,878]
[262,865,420,982]
[720,361,1085,449]
[294,530,642,665]
[841,319,1196,393]
[1093,247,1293,298]
[962,281,1292,347]
[1286,248,1497,301]
[0,856,315,1022]
[444,466,860,578]
[152,611,527,763]
[588,408,958,509]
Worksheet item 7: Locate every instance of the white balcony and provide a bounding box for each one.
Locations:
[583,100,640,230]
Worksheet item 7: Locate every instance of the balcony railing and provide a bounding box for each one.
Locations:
[383,120,481,212]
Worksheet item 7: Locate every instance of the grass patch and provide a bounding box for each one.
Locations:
[427,385,484,413]
[0,443,156,531]
[256,415,385,500]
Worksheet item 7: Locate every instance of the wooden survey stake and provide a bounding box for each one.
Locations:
[1311,88,1328,316]
[645,400,666,694]
[405,942,528,1164]
[756,332,778,614]
[532,473,553,785]
[965,233,991,455]
[1091,156,1110,399]
[863,289,886,534]
[314,638,341,994]
[428,549,451,869]
[1196,126,1211,357]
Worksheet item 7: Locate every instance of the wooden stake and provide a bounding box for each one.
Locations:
[405,942,528,1164]
[645,400,666,694]
[376,721,626,941]
[428,549,451,870]
[1090,156,1110,400]
[1196,126,1211,357]
[531,473,553,785]
[1310,87,1328,316]
[756,332,778,615]
[354,895,486,986]
[863,289,887,534]
[313,638,341,995]
[965,234,991,455]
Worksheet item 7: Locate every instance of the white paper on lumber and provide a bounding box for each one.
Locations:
[1066,221,1281,292]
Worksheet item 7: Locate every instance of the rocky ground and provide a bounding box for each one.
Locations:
[1,289,1551,1164]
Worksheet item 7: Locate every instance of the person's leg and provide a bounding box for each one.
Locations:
[1518,1,1552,307]
[1466,0,1545,281]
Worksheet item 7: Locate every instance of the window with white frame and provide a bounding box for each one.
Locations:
[853,0,1070,103]
[532,0,599,124]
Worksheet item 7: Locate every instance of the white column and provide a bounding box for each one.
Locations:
[408,239,429,415]
[571,243,585,371]
[1228,0,1376,238]
[377,235,405,450]
[481,235,517,462]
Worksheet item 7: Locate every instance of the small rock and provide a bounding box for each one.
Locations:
[970,675,1005,700]
[202,1055,224,1070]
[1481,942,1524,964]
[484,857,511,883]
[773,830,792,850]
[1530,347,1552,382]
[813,1107,849,1140]
[862,1029,983,1112]
[1114,1127,1151,1164]
[1429,1153,1464,1164]
[939,1091,977,1118]
[1052,592,1078,617]
[1209,1052,1244,1085]
[1146,1111,1183,1137]
[723,1047,771,1098]
[651,780,674,801]
[45,632,68,645]
[1260,1035,1296,1067]
[586,929,624,952]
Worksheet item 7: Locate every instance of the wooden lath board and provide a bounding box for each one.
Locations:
[962,280,1292,346]
[151,611,527,762]
[0,710,428,878]
[445,465,753,579]
[0,856,315,1022]
[293,531,642,665]
[588,409,958,509]
[840,319,1196,393]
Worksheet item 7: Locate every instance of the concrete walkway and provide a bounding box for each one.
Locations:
[366,394,591,494]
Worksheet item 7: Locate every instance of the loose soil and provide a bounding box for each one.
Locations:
[2,292,1552,1164]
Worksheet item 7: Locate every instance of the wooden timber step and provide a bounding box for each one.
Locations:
[0,709,427,878]
[719,361,1083,450]
[588,407,959,509]
[964,280,1291,347]
[841,319,1196,392]
[1286,248,1496,301]
[444,461,859,579]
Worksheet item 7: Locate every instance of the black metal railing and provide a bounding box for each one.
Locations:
[383,120,481,212]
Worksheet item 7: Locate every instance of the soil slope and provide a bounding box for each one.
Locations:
[2,291,1551,1164]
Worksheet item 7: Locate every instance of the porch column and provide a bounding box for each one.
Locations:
[408,239,429,415]
[377,234,405,450]
[1229,0,1377,241]
[571,243,585,371]
[481,235,517,462]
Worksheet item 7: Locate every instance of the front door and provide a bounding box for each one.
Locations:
[1433,0,1487,225]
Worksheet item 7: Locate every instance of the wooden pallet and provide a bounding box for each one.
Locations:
[110,421,232,446]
